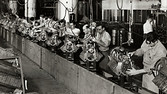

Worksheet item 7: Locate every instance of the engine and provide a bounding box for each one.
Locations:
[37,30,48,42]
[108,47,133,76]
[152,57,167,93]
[47,33,61,47]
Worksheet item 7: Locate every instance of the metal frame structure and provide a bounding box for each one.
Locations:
[0,56,25,94]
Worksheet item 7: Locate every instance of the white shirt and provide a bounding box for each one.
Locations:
[135,40,167,93]
[143,20,153,34]
[95,31,111,51]
[65,28,80,37]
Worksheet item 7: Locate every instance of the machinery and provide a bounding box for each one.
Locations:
[0,47,26,94]
[152,57,167,94]
[80,39,103,71]
[37,29,48,47]
[108,46,133,76]
[46,33,61,52]
[60,35,79,61]
[107,40,138,92]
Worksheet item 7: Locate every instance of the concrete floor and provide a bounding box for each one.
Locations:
[0,37,75,94]
[21,52,75,94]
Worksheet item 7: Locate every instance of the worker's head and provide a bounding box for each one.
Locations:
[96,24,105,34]
[83,24,91,35]
[145,32,158,47]
[147,14,154,22]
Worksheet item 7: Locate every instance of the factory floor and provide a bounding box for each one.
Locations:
[0,38,75,94]
[21,51,75,94]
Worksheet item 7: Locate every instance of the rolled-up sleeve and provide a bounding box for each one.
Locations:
[102,32,111,47]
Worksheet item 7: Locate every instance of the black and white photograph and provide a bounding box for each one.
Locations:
[0,0,167,94]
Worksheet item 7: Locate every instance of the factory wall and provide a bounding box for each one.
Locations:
[102,0,159,21]
[102,0,159,10]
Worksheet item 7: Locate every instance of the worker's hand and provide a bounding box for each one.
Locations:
[126,68,138,76]
[92,38,101,44]
[128,51,135,57]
